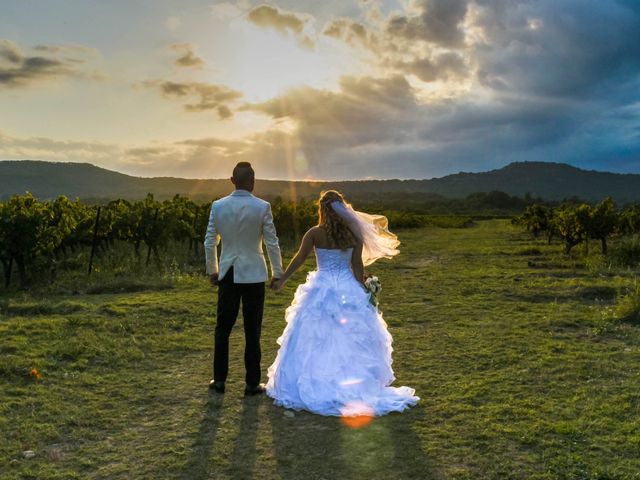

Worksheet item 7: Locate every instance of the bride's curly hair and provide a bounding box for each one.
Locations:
[317,190,357,249]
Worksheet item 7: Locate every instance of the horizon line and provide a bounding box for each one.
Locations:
[0,158,636,182]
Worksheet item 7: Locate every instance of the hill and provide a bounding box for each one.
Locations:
[1,160,639,203]
[426,161,640,203]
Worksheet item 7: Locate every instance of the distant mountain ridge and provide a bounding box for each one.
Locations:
[1,160,639,203]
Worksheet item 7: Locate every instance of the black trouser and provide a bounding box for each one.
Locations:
[214,267,266,386]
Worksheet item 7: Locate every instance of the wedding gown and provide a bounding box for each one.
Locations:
[266,247,419,416]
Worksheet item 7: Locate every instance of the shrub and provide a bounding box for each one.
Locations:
[608,235,640,268]
[616,286,640,324]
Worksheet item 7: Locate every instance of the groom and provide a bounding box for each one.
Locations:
[204,162,283,396]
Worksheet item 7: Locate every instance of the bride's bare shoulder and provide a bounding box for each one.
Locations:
[305,225,323,239]
[304,225,327,244]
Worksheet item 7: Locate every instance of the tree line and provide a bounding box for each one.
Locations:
[0,191,480,288]
[0,193,329,288]
[513,197,640,254]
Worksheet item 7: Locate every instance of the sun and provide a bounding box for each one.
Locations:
[221,23,348,102]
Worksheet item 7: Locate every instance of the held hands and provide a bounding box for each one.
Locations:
[270,277,285,291]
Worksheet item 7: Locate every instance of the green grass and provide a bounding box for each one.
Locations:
[2,220,640,479]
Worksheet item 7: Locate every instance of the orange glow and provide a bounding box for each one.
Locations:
[341,414,373,429]
[340,401,374,429]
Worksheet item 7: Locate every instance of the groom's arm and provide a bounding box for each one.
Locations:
[262,203,284,280]
[203,201,220,281]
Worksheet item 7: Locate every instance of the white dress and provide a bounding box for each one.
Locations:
[266,247,419,416]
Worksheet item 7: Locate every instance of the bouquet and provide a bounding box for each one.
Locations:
[364,275,382,307]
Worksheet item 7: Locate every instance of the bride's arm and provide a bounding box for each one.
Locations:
[351,241,365,285]
[273,229,315,290]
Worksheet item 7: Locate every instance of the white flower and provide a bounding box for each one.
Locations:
[364,275,382,306]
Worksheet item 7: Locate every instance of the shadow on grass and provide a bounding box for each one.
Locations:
[230,397,261,480]
[386,406,442,478]
[268,406,345,479]
[181,393,224,480]
[267,403,439,480]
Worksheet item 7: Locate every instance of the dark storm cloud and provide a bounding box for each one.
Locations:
[471,0,640,98]
[367,0,640,97]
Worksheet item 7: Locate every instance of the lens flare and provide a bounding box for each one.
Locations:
[340,401,374,429]
[294,151,308,173]
[339,378,363,387]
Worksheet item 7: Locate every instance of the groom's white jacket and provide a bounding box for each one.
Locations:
[204,189,284,283]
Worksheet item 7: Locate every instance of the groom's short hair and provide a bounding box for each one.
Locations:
[232,162,255,183]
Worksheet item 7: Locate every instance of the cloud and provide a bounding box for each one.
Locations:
[469,0,640,98]
[143,80,242,118]
[385,0,469,47]
[124,129,304,179]
[118,129,304,179]
[0,129,295,179]
[322,10,471,84]
[246,4,315,49]
[0,131,121,163]
[338,0,639,97]
[175,51,204,68]
[244,74,427,177]
[309,0,640,177]
[169,43,205,68]
[390,52,467,83]
[3,61,639,181]
[0,40,73,88]
[243,57,639,179]
[210,1,251,20]
[247,4,306,34]
[175,137,250,156]
[0,39,99,88]
[0,40,23,63]
[323,17,383,53]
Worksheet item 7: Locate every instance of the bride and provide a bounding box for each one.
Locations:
[267,190,419,416]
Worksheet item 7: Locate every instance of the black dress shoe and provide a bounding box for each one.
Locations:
[209,380,225,394]
[244,383,266,396]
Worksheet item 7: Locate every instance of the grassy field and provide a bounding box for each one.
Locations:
[2,219,640,479]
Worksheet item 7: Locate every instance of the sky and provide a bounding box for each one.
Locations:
[1,0,640,180]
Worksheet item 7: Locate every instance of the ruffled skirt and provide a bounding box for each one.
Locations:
[266,270,419,416]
